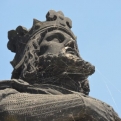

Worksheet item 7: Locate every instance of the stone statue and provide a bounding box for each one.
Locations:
[0,10,121,121]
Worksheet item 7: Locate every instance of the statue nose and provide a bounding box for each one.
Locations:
[65,39,75,49]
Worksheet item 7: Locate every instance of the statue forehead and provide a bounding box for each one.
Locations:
[42,30,75,41]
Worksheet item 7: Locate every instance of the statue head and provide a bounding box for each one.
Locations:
[7,10,95,92]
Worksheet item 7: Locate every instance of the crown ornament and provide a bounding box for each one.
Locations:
[30,10,75,39]
[7,10,76,53]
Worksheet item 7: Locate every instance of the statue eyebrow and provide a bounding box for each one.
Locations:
[44,32,65,43]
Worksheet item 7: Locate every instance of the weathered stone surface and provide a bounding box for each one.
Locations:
[0,10,120,121]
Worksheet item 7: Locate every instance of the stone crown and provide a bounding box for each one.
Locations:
[30,10,76,40]
[7,10,76,53]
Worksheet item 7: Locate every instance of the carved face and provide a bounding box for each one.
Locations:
[39,30,79,57]
[8,10,95,93]
[12,29,94,84]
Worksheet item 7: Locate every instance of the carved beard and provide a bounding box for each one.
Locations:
[19,52,95,84]
[11,30,95,84]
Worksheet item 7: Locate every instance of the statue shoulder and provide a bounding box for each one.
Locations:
[0,80,12,90]
[0,79,29,90]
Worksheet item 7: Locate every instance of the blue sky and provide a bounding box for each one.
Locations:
[0,0,121,117]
